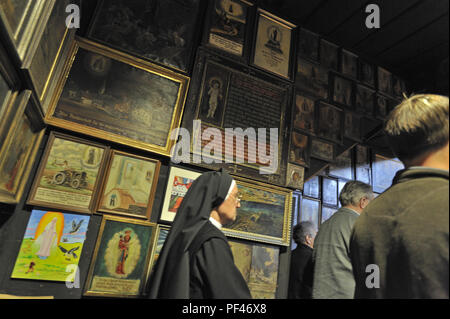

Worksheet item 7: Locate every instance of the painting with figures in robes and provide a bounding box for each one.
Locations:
[11,210,90,282]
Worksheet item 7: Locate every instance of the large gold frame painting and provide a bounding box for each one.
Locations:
[45,37,190,157]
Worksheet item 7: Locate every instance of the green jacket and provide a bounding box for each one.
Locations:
[350,167,449,298]
[312,207,360,299]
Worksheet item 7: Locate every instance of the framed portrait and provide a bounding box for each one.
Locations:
[341,49,358,79]
[322,177,338,207]
[293,93,315,134]
[331,74,353,108]
[320,39,339,71]
[229,240,280,299]
[0,91,45,204]
[21,0,74,109]
[296,59,328,99]
[375,93,389,120]
[160,166,202,223]
[97,151,161,220]
[359,60,375,87]
[0,0,55,63]
[310,138,334,162]
[84,215,156,298]
[355,84,375,116]
[316,101,343,144]
[251,9,296,80]
[286,163,305,190]
[298,28,319,62]
[321,205,336,224]
[344,111,362,142]
[329,149,353,180]
[11,209,90,282]
[27,132,109,214]
[289,132,310,167]
[204,0,254,61]
[148,224,171,277]
[87,0,203,74]
[45,37,189,157]
[378,67,393,97]
[355,145,371,184]
[372,154,404,193]
[303,176,320,199]
[300,197,320,231]
[223,176,292,246]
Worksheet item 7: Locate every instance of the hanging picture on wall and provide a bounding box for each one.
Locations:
[310,138,334,162]
[300,197,320,231]
[331,74,353,108]
[321,205,336,224]
[293,93,315,134]
[340,49,358,79]
[160,166,202,223]
[355,84,375,116]
[316,101,343,144]
[289,132,310,167]
[372,154,404,193]
[0,91,45,204]
[320,39,339,71]
[378,67,393,97]
[11,209,90,282]
[344,111,361,141]
[322,177,338,207]
[27,132,109,214]
[375,93,389,120]
[329,149,353,180]
[223,176,292,246]
[45,37,189,157]
[251,9,296,80]
[296,59,328,99]
[303,175,320,198]
[97,151,161,220]
[298,28,319,62]
[87,0,202,73]
[148,224,171,276]
[286,163,305,190]
[359,60,375,87]
[355,145,371,184]
[84,215,156,298]
[204,0,254,59]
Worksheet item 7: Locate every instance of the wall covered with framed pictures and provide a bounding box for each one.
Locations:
[0,0,410,300]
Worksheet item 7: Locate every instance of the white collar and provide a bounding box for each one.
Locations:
[209,216,222,229]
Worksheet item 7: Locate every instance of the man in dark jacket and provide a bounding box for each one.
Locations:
[288,221,316,299]
[350,94,449,298]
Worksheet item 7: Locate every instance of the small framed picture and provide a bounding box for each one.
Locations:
[96,151,161,220]
[331,74,353,108]
[358,60,375,87]
[343,111,362,142]
[355,145,371,184]
[320,39,339,71]
[378,67,393,97]
[322,177,338,207]
[286,163,305,190]
[160,166,202,223]
[298,28,319,62]
[340,49,358,79]
[84,215,156,298]
[329,149,353,180]
[293,93,315,134]
[303,175,320,199]
[355,84,375,116]
[300,197,320,231]
[375,93,389,120]
[289,132,310,167]
[296,59,328,99]
[251,9,296,80]
[310,138,334,162]
[316,101,343,144]
[27,131,109,214]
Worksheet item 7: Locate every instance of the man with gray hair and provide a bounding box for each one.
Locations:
[312,181,373,299]
[288,221,316,299]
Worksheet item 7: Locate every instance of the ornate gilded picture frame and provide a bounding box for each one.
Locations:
[96,150,161,220]
[27,131,109,214]
[45,37,190,157]
[223,176,292,246]
[84,215,156,298]
[0,90,45,204]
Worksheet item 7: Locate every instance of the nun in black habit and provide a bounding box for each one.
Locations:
[147,169,251,299]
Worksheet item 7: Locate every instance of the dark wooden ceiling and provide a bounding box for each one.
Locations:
[259,0,449,95]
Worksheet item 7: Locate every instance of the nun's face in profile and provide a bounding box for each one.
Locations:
[217,184,240,225]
